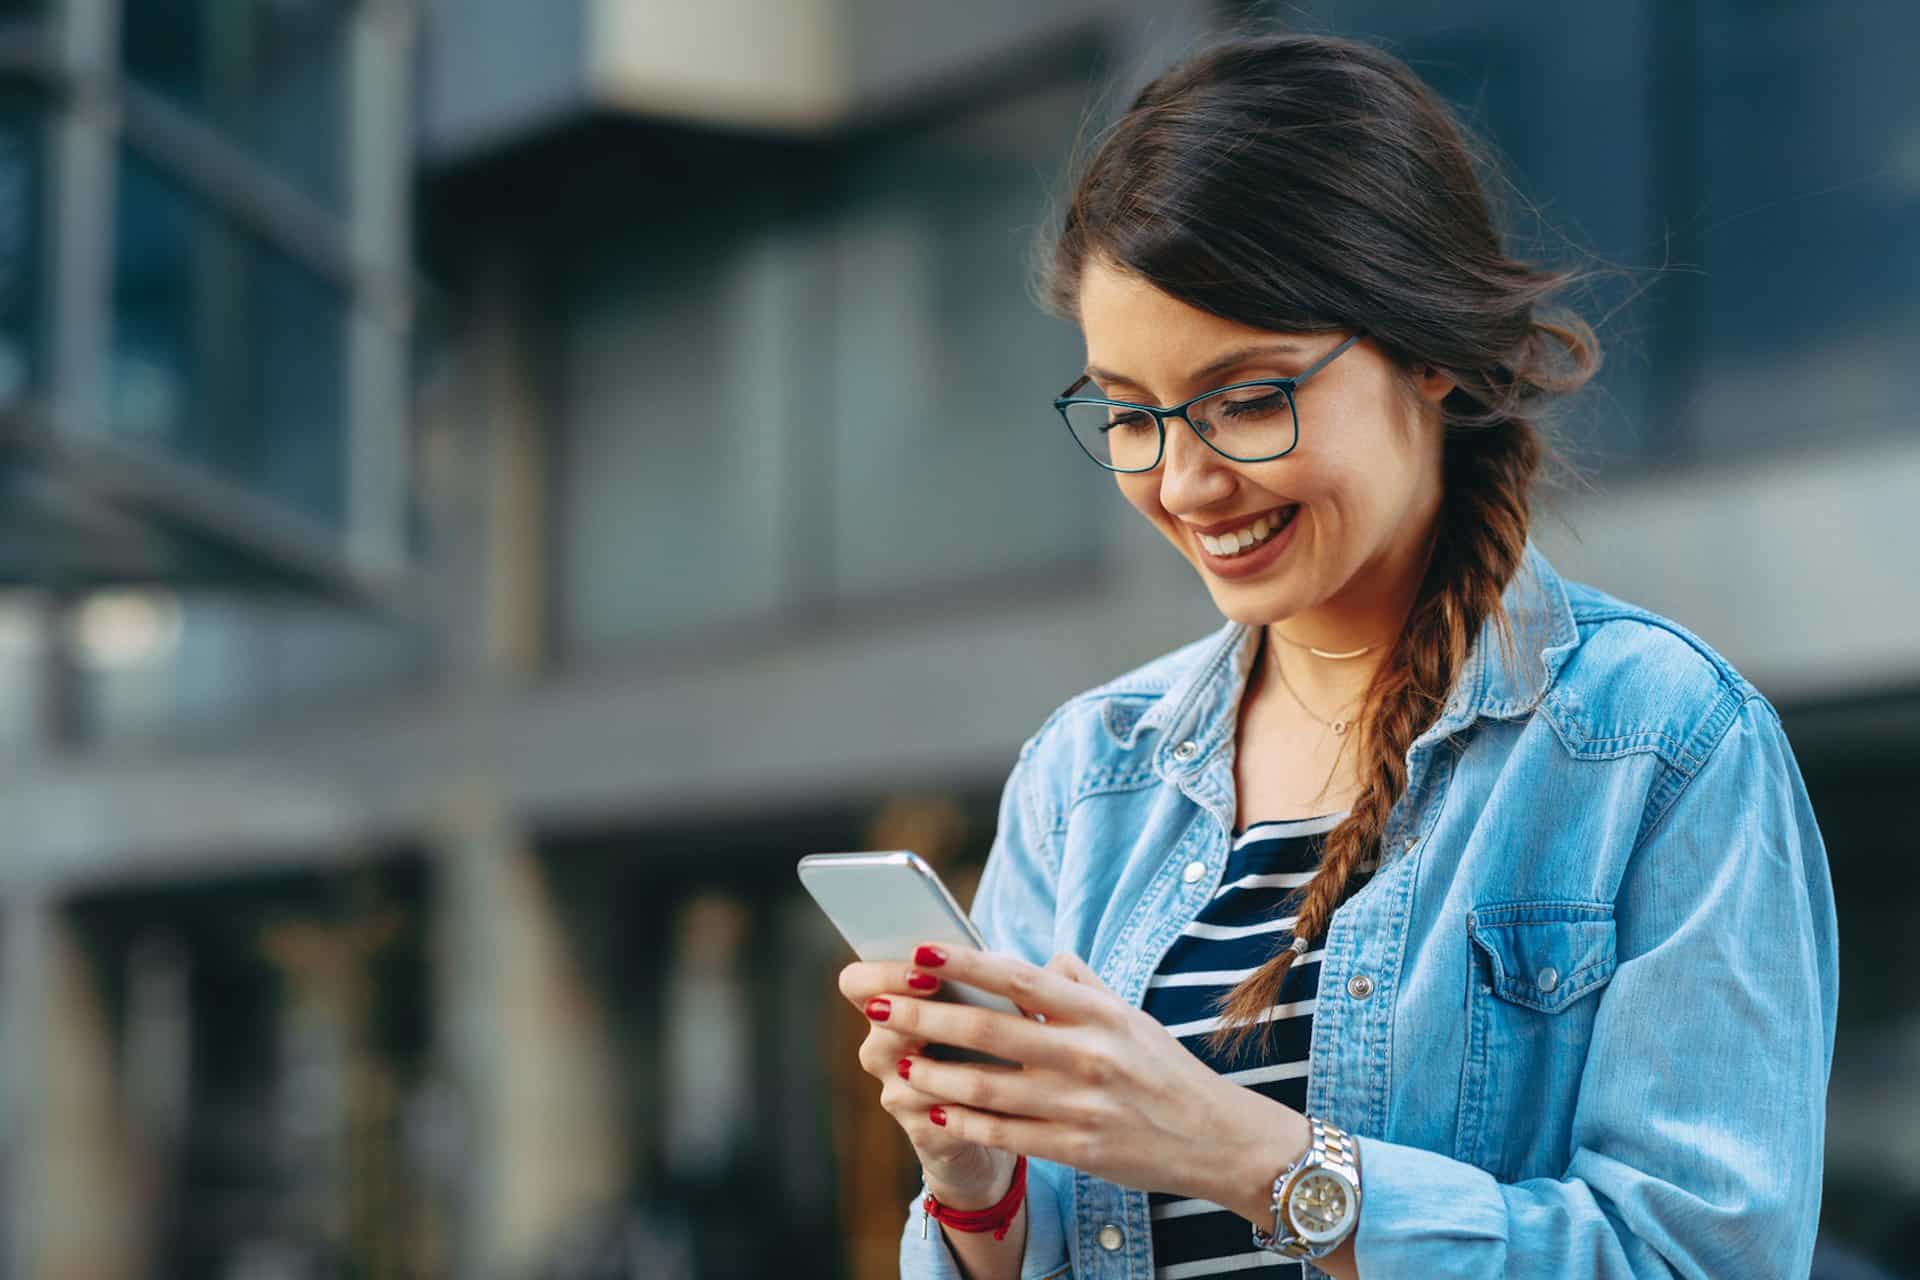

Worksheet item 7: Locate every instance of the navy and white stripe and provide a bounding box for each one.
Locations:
[1142,812,1373,1278]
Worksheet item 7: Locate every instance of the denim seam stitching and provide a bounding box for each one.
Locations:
[1633,685,1759,849]
[1471,900,1615,924]
[1067,767,1161,800]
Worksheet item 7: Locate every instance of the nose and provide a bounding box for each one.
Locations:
[1155,409,1236,509]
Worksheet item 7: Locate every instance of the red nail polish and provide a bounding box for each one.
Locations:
[865,997,890,1021]
[907,970,938,991]
[897,1057,912,1079]
[915,944,948,967]
[929,1105,947,1126]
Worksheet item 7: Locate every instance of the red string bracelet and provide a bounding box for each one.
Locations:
[922,1153,1028,1241]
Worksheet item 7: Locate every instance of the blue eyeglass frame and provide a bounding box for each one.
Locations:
[1053,330,1367,473]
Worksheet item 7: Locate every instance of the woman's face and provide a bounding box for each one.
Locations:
[1076,258,1453,637]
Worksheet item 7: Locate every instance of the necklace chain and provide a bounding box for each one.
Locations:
[1270,629,1382,661]
[1260,634,1370,806]
[1269,649,1364,737]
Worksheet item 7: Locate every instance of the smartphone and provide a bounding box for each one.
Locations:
[797,850,1041,1067]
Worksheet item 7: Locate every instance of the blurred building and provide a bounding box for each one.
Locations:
[0,1,1913,1277]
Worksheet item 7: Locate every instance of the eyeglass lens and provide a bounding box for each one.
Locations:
[1061,383,1298,470]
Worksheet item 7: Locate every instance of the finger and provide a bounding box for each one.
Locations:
[881,1080,983,1161]
[879,1064,956,1112]
[863,992,1077,1073]
[880,1076,974,1154]
[894,1052,1047,1119]
[839,958,945,1007]
[916,1101,1071,1167]
[911,942,1111,1028]
[857,1025,929,1077]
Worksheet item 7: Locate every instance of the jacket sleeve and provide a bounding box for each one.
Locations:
[1349,693,1839,1279]
[899,726,1078,1280]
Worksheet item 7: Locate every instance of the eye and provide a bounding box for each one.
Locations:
[1218,390,1290,419]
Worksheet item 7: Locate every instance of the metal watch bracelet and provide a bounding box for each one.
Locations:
[1250,1113,1362,1260]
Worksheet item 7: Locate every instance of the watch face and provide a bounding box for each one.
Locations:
[1287,1169,1355,1242]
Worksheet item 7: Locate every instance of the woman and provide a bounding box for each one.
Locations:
[839,29,1837,1280]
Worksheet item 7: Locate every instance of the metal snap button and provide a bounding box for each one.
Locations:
[1098,1222,1125,1251]
[1182,859,1207,884]
[1172,740,1198,761]
[1536,966,1559,993]
[1346,973,1374,999]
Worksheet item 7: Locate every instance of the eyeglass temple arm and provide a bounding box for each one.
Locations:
[1058,332,1363,404]
[1294,331,1365,383]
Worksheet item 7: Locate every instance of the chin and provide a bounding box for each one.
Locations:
[1202,583,1298,626]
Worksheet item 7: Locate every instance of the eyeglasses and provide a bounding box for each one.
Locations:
[1053,331,1366,473]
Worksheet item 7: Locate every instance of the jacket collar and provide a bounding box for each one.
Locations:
[1120,538,1579,767]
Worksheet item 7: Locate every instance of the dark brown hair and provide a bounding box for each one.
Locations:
[1034,27,1604,1065]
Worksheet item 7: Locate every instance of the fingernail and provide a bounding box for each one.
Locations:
[897,1057,912,1079]
[929,1105,947,1126]
[907,970,939,991]
[865,997,890,1021]
[915,944,948,967]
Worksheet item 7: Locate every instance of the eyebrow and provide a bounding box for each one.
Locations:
[1084,342,1309,393]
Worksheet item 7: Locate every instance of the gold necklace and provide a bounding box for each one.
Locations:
[1270,629,1384,661]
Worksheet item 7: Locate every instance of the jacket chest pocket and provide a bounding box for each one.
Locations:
[1455,899,1618,1180]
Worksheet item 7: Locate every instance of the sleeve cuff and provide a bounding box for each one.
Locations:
[1351,1133,1508,1274]
[898,1155,1072,1280]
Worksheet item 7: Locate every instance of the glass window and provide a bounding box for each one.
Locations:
[111,147,347,530]
[70,860,438,1275]
[1248,0,1918,468]
[122,0,346,209]
[0,93,40,404]
[554,80,1101,654]
[1689,0,1920,455]
[556,206,792,653]
[827,82,1098,599]
[1385,11,1661,468]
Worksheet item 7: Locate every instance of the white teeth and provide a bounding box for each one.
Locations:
[1199,507,1294,558]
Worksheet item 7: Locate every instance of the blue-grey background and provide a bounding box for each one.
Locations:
[0,1,1912,1276]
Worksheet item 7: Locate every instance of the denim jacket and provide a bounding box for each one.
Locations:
[898,539,1838,1279]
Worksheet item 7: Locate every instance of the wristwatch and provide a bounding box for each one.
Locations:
[1250,1113,1362,1260]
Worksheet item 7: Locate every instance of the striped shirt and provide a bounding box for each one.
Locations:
[1142,812,1371,1278]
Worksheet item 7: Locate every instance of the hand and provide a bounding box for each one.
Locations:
[859,942,1310,1203]
[838,952,1018,1205]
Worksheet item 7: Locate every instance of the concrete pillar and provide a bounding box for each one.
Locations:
[5,897,155,1279]
[433,789,629,1276]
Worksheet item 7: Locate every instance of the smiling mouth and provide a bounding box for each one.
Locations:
[1194,505,1298,557]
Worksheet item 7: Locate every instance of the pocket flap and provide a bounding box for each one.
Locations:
[1467,900,1617,1013]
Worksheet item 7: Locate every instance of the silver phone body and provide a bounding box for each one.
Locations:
[797,849,1036,1066]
